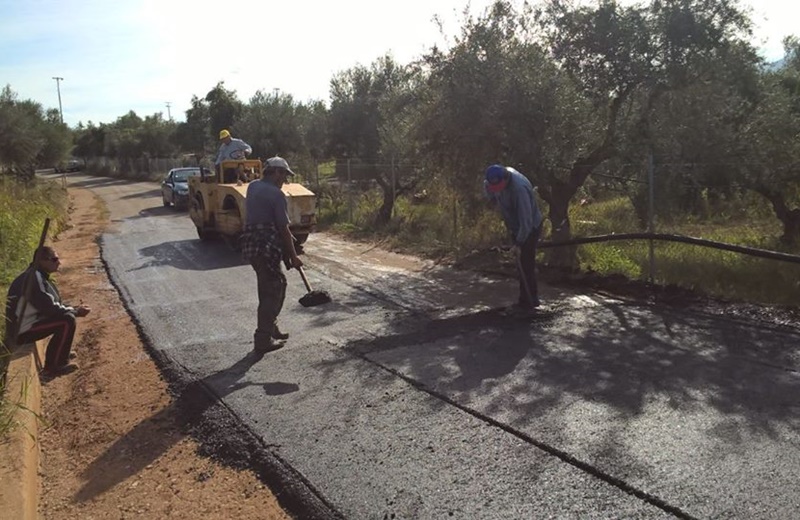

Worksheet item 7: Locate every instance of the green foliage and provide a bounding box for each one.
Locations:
[0,85,73,177]
[238,89,305,160]
[0,177,67,286]
[0,176,66,439]
[580,242,644,279]
[205,82,243,142]
[567,194,799,305]
[570,197,641,235]
[0,176,67,349]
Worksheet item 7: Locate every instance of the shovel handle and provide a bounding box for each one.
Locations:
[297,266,313,293]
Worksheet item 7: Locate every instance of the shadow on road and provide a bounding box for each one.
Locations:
[74,350,298,502]
[63,176,145,190]
[133,239,246,271]
[330,299,800,455]
[119,188,162,200]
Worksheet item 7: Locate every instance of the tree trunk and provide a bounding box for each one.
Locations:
[754,186,800,245]
[375,187,394,226]
[546,185,578,269]
[782,209,800,245]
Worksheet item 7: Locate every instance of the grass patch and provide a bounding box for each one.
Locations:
[1,174,68,440]
[568,196,799,305]
[323,187,800,307]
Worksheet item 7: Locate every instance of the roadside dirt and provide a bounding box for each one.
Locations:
[38,187,290,519]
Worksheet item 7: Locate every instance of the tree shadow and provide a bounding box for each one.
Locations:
[74,350,298,502]
[63,176,138,190]
[336,299,800,447]
[119,188,162,200]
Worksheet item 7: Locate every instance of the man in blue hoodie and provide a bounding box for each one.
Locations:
[484,164,544,311]
[4,246,91,378]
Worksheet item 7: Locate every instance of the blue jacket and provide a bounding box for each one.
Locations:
[484,167,543,245]
[215,138,252,165]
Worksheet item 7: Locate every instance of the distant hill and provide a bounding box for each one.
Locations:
[767,58,786,71]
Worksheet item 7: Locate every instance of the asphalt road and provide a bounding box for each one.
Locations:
[53,172,800,519]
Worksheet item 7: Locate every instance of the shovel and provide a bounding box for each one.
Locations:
[297,266,332,307]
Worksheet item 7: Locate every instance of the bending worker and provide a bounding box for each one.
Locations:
[484,163,544,312]
[216,129,252,183]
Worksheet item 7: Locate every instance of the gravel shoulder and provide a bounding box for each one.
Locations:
[38,186,290,519]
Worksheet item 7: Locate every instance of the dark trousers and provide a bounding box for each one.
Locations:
[17,314,76,370]
[518,225,542,308]
[251,255,286,346]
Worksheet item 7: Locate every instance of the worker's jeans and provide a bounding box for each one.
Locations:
[517,225,542,308]
[250,255,286,347]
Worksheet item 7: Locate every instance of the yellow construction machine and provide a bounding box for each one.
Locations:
[188,159,317,248]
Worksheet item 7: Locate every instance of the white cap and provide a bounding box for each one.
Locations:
[265,156,295,176]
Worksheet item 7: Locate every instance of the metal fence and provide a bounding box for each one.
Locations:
[85,157,185,181]
[307,155,800,306]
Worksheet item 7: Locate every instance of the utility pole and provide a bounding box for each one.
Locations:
[52,76,63,123]
[165,102,172,120]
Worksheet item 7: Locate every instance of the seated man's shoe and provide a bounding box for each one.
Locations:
[271,326,289,341]
[42,362,79,379]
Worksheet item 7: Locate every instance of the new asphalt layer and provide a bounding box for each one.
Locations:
[72,173,800,519]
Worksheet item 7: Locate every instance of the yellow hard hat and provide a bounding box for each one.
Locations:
[219,129,231,140]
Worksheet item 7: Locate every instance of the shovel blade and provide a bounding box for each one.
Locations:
[299,290,332,307]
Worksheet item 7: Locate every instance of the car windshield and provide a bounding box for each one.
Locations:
[172,169,200,183]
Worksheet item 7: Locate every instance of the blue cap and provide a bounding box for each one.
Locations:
[485,164,508,192]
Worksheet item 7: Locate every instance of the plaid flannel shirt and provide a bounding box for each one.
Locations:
[241,223,283,272]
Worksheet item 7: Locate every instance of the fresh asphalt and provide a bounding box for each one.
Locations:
[59,173,800,519]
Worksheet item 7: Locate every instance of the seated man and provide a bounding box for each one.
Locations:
[4,246,91,378]
[216,129,252,183]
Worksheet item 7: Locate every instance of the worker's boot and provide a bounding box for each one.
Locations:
[254,330,283,353]
[272,326,289,341]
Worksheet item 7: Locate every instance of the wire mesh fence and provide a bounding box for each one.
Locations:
[308,155,800,306]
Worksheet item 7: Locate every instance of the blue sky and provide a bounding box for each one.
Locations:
[1,0,796,127]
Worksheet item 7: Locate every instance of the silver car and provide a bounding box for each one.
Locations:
[161,167,203,209]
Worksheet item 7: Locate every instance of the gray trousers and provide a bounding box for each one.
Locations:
[251,255,286,346]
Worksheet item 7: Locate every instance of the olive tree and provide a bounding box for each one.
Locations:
[328,55,424,225]
[734,38,800,244]
[0,85,72,180]
[538,0,754,252]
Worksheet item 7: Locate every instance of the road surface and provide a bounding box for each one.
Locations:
[52,172,800,519]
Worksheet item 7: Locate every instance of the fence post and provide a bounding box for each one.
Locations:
[347,158,353,223]
[391,157,396,220]
[452,193,458,248]
[647,153,655,284]
[315,160,321,220]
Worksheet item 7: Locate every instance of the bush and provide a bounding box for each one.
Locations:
[1,174,67,438]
